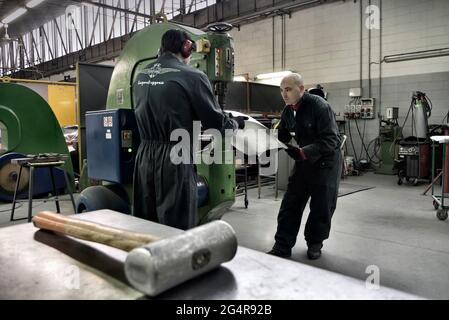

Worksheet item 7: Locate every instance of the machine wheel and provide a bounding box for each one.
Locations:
[436,209,448,221]
[207,22,233,33]
[76,185,130,214]
[397,178,403,185]
[433,200,440,210]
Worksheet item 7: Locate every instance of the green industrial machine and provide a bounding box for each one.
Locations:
[0,82,74,200]
[78,21,237,224]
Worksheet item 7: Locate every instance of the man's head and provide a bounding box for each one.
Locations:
[160,29,196,64]
[280,73,305,106]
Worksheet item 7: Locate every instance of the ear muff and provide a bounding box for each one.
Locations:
[181,39,194,58]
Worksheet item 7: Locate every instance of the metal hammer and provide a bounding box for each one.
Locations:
[32,211,237,296]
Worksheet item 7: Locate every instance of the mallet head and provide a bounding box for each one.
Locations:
[124,220,237,296]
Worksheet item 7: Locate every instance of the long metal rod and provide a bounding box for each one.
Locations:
[88,5,101,47]
[40,26,55,60]
[53,18,68,55]
[69,13,84,49]
[130,0,144,33]
[70,0,152,19]
[226,0,321,24]
[30,31,42,64]
[108,0,122,41]
[19,36,31,67]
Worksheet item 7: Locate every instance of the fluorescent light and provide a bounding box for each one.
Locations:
[2,8,27,24]
[255,71,292,80]
[26,0,46,8]
[384,47,449,63]
[233,76,248,82]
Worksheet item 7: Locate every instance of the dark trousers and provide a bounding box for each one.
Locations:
[274,164,339,250]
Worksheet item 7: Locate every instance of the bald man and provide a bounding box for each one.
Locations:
[268,73,342,260]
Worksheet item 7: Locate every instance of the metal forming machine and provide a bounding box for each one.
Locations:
[77,21,237,224]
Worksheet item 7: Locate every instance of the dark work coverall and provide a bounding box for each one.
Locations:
[274,92,342,250]
[132,53,237,230]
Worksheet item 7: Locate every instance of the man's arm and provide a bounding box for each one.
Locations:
[277,107,294,144]
[301,104,341,164]
[189,73,238,133]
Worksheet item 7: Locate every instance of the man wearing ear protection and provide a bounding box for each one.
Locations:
[132,29,246,230]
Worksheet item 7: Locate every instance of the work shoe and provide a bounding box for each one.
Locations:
[307,243,323,260]
[267,247,291,258]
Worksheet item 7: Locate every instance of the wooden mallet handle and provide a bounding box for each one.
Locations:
[32,211,160,252]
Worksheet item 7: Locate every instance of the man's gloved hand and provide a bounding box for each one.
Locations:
[229,113,249,130]
[285,144,307,161]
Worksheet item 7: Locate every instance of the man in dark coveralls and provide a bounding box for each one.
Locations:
[132,29,247,230]
[268,73,342,260]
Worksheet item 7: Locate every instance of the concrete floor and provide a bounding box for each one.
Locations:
[224,172,449,300]
[0,172,448,299]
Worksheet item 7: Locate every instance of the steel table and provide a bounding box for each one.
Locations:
[0,210,422,299]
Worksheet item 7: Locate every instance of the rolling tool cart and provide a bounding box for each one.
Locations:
[430,133,449,221]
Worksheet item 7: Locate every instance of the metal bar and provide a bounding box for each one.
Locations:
[52,20,58,59]
[30,31,42,64]
[49,167,61,213]
[9,42,15,71]
[27,166,34,223]
[180,0,185,14]
[150,0,155,16]
[0,78,75,85]
[124,0,129,33]
[10,165,23,221]
[19,36,31,68]
[89,5,101,47]
[443,143,446,207]
[40,25,55,60]
[84,3,89,48]
[130,0,144,33]
[71,0,152,19]
[160,0,167,13]
[432,142,436,197]
[187,0,194,13]
[69,12,84,49]
[54,18,69,55]
[108,0,122,40]
[102,0,108,42]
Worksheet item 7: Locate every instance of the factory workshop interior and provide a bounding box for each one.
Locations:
[0,0,449,303]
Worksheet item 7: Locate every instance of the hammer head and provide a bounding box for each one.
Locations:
[124,220,237,296]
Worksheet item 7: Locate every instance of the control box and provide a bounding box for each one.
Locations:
[85,109,140,184]
[360,98,375,119]
[344,98,375,119]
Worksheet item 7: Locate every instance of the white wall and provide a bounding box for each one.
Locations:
[231,0,449,84]
[230,0,449,165]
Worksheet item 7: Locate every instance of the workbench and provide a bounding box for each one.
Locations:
[0,210,421,300]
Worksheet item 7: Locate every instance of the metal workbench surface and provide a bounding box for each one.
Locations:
[0,210,421,300]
